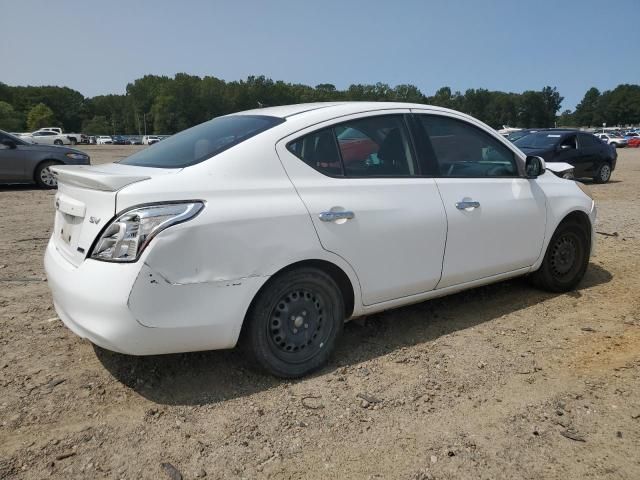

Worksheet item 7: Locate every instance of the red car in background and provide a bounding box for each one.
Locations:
[627,137,640,148]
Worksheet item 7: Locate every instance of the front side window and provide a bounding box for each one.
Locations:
[419,115,518,177]
[560,135,577,149]
[287,115,417,178]
[120,115,284,168]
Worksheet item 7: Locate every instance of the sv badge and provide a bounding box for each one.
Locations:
[89,216,101,225]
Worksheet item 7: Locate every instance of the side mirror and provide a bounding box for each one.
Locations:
[525,156,546,178]
[1,139,17,149]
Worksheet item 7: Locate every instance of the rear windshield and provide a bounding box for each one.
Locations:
[120,115,284,168]
[513,133,562,149]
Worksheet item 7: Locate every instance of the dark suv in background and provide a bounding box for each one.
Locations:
[513,130,617,183]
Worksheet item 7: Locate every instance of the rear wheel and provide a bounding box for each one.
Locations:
[243,268,344,378]
[34,161,59,189]
[530,220,590,292]
[70,138,77,145]
[593,162,612,183]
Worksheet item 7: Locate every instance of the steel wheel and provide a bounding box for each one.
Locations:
[267,287,331,364]
[244,267,344,378]
[530,220,589,293]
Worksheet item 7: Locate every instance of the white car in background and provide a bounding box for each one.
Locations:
[45,102,596,378]
[96,136,113,145]
[142,135,160,145]
[595,133,627,148]
[23,130,71,146]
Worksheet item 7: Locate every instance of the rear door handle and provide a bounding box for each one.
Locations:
[455,200,480,210]
[319,210,355,222]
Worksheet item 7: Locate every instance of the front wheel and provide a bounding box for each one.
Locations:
[243,268,344,378]
[593,162,612,183]
[53,139,63,145]
[34,161,59,189]
[530,220,590,292]
[70,138,77,145]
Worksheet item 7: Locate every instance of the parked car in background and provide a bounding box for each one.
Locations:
[22,130,72,146]
[595,133,627,148]
[627,136,640,148]
[142,135,160,145]
[44,102,596,378]
[35,127,87,145]
[514,130,616,183]
[111,135,128,145]
[96,136,113,145]
[128,136,142,145]
[0,129,90,188]
[88,136,97,145]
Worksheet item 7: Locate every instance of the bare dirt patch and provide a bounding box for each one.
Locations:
[1,146,639,479]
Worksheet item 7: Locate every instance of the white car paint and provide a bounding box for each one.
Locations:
[96,136,113,145]
[44,102,596,357]
[25,130,71,145]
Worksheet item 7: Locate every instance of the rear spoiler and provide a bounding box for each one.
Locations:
[50,165,150,192]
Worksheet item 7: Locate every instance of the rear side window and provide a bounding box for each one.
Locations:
[287,115,417,177]
[120,115,284,168]
[418,115,518,177]
[579,133,602,147]
[287,128,343,176]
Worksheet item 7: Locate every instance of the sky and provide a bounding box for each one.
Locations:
[2,0,639,110]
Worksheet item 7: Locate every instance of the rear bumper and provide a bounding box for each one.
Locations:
[44,240,267,355]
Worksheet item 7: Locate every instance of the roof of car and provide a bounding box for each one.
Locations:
[234,101,463,119]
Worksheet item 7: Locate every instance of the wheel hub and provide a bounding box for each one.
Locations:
[550,236,577,276]
[268,289,325,356]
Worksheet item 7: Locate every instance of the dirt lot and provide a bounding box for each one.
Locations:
[1,145,639,479]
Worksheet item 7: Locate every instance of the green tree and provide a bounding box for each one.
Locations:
[82,115,110,134]
[574,87,601,126]
[0,101,25,131]
[26,103,55,131]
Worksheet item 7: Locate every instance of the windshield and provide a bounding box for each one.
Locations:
[120,115,284,168]
[514,132,562,149]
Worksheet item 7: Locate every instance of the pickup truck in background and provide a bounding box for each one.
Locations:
[35,127,88,145]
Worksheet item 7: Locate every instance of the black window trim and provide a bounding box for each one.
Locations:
[412,112,525,179]
[286,113,424,179]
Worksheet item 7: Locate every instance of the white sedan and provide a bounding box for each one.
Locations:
[44,102,596,378]
[24,130,71,145]
[96,136,113,145]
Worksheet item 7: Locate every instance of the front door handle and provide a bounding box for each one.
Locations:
[455,200,480,210]
[319,210,355,222]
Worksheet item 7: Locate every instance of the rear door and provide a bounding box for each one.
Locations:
[277,111,447,306]
[553,134,587,174]
[412,111,547,289]
[576,133,604,176]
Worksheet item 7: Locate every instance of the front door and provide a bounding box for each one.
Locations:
[277,111,448,305]
[413,111,547,289]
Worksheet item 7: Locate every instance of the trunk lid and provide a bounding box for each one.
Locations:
[50,164,177,266]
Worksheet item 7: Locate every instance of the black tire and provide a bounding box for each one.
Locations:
[70,138,77,145]
[34,161,59,189]
[530,220,590,293]
[53,139,63,145]
[593,162,612,183]
[610,142,618,148]
[243,268,344,378]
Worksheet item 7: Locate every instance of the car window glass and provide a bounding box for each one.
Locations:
[560,135,577,149]
[120,115,284,168]
[287,128,343,176]
[418,115,517,177]
[579,134,600,148]
[335,115,416,177]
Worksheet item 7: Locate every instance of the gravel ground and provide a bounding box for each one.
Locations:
[0,145,639,479]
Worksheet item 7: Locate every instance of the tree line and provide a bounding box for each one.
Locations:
[0,74,638,135]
